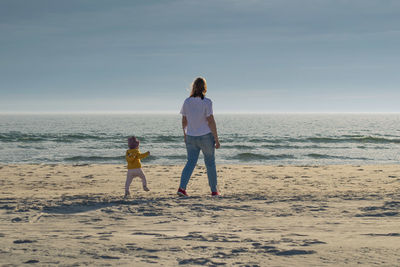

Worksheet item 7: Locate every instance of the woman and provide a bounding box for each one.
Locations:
[178,77,221,197]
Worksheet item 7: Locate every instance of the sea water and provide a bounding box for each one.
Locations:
[0,114,399,165]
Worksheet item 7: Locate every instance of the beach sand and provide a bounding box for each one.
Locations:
[0,164,399,266]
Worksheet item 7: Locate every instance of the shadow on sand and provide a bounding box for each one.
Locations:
[42,196,177,215]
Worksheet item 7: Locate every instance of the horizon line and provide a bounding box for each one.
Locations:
[1,111,400,115]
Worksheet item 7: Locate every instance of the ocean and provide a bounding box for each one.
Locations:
[0,113,399,165]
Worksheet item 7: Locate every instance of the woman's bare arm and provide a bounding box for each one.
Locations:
[206,115,220,149]
[182,116,187,143]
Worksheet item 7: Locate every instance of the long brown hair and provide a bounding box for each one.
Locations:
[190,77,207,100]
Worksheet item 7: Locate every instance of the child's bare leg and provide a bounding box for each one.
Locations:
[138,169,149,191]
[125,171,134,197]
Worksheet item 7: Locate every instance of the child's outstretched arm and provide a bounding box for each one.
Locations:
[137,151,150,159]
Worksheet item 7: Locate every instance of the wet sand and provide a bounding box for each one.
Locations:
[0,164,399,266]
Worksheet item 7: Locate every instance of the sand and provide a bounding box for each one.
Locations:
[0,164,399,266]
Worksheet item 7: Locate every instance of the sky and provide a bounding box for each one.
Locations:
[1,0,400,113]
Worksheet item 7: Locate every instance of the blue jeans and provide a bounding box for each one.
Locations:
[180,133,218,192]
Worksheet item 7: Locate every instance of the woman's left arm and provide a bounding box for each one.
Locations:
[207,115,220,149]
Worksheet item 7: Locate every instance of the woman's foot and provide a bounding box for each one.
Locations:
[124,191,130,199]
[143,185,150,192]
[177,188,189,197]
[211,191,221,197]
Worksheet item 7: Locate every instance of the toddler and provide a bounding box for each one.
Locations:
[124,136,150,198]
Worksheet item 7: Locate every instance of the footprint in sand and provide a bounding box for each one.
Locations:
[11,217,23,223]
[24,260,40,264]
[274,249,316,256]
[178,258,221,265]
[97,255,120,260]
[13,239,37,244]
[363,233,400,237]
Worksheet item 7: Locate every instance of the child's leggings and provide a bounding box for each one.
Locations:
[125,168,147,192]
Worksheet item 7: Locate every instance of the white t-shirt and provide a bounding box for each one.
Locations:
[180,97,213,136]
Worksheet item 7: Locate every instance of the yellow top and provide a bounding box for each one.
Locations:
[126,148,150,169]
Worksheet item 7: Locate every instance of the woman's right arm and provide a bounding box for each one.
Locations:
[207,115,220,149]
